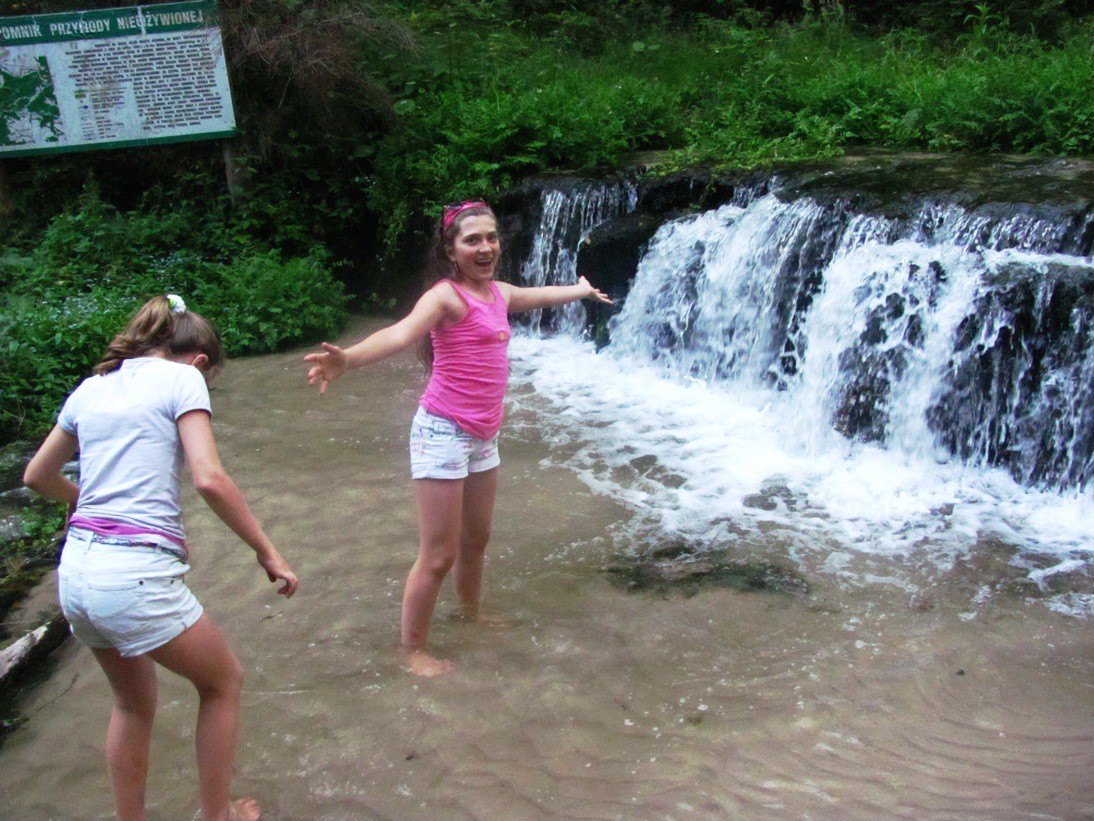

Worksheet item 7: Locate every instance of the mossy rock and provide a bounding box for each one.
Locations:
[605,542,809,598]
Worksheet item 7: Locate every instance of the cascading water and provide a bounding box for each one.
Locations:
[518,180,637,336]
[507,170,1093,616]
[604,195,1094,490]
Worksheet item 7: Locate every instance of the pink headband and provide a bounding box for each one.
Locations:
[442,200,489,231]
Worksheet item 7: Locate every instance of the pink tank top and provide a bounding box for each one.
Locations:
[419,280,511,439]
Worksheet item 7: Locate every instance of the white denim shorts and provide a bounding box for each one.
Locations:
[58,528,203,657]
[410,406,500,479]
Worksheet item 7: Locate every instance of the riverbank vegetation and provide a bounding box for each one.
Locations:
[366,0,1093,244]
[1,0,1092,446]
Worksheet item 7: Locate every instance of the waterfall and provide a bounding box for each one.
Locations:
[606,195,1094,492]
[517,180,637,336]
[508,170,1092,614]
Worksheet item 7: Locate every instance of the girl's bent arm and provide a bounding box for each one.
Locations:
[305,288,450,394]
[499,276,612,314]
[178,410,298,596]
[23,425,79,508]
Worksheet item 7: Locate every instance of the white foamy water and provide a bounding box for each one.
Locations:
[509,333,1093,612]
[507,182,1093,616]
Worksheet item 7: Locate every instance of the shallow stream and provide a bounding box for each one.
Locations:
[0,317,1091,819]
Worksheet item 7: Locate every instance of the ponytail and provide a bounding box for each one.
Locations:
[94,295,224,375]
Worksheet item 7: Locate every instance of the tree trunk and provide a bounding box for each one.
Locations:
[222,139,251,203]
[0,162,15,218]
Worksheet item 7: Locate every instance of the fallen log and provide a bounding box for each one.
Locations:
[0,612,69,688]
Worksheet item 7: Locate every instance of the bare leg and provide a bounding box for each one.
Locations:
[402,477,463,675]
[91,648,158,821]
[453,467,499,620]
[148,615,249,821]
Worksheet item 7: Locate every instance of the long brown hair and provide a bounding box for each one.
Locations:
[417,202,498,372]
[94,295,224,375]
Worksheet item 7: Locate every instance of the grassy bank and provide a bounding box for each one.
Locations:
[0,183,349,444]
[363,4,1093,246]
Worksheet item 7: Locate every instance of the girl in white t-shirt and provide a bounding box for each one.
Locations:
[24,294,298,821]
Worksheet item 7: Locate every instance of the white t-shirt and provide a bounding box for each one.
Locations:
[58,357,211,542]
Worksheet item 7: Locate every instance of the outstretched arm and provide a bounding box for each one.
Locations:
[178,410,299,597]
[499,276,612,314]
[304,288,450,394]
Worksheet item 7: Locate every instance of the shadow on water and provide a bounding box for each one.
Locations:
[0,318,1091,820]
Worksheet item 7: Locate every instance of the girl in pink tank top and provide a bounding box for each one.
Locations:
[305,201,612,677]
[419,278,510,440]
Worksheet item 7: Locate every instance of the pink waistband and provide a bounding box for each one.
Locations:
[68,515,187,550]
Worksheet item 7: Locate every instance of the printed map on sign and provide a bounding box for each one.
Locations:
[0,55,62,146]
[0,1,235,157]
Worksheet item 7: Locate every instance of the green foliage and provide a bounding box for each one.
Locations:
[0,289,134,438]
[369,52,683,250]
[194,252,348,354]
[0,184,348,441]
[3,1,1092,365]
[5,4,1090,263]
[668,12,1094,163]
[355,5,1093,250]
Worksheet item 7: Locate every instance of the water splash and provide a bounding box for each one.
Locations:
[519,180,637,336]
[509,177,1094,613]
[606,194,1094,491]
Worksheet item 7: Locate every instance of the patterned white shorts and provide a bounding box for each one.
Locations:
[410,406,500,479]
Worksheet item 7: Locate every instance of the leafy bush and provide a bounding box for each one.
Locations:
[670,14,1094,164]
[0,186,348,442]
[6,4,1092,264]
[195,251,348,354]
[0,288,134,440]
[357,8,1093,250]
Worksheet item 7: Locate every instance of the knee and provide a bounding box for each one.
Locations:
[463,526,491,555]
[420,551,457,579]
[223,656,245,697]
[196,655,244,702]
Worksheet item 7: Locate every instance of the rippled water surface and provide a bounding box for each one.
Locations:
[1,318,1091,820]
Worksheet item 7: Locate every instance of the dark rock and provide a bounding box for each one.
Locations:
[929,260,1094,489]
[777,153,1094,238]
[743,494,779,511]
[0,442,33,492]
[576,211,664,300]
[633,167,742,214]
[605,542,809,597]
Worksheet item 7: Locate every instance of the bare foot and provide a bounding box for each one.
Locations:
[229,797,262,821]
[401,648,455,677]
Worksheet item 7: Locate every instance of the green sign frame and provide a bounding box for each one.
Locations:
[1,1,236,157]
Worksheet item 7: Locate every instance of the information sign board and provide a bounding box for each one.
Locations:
[0,1,235,157]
